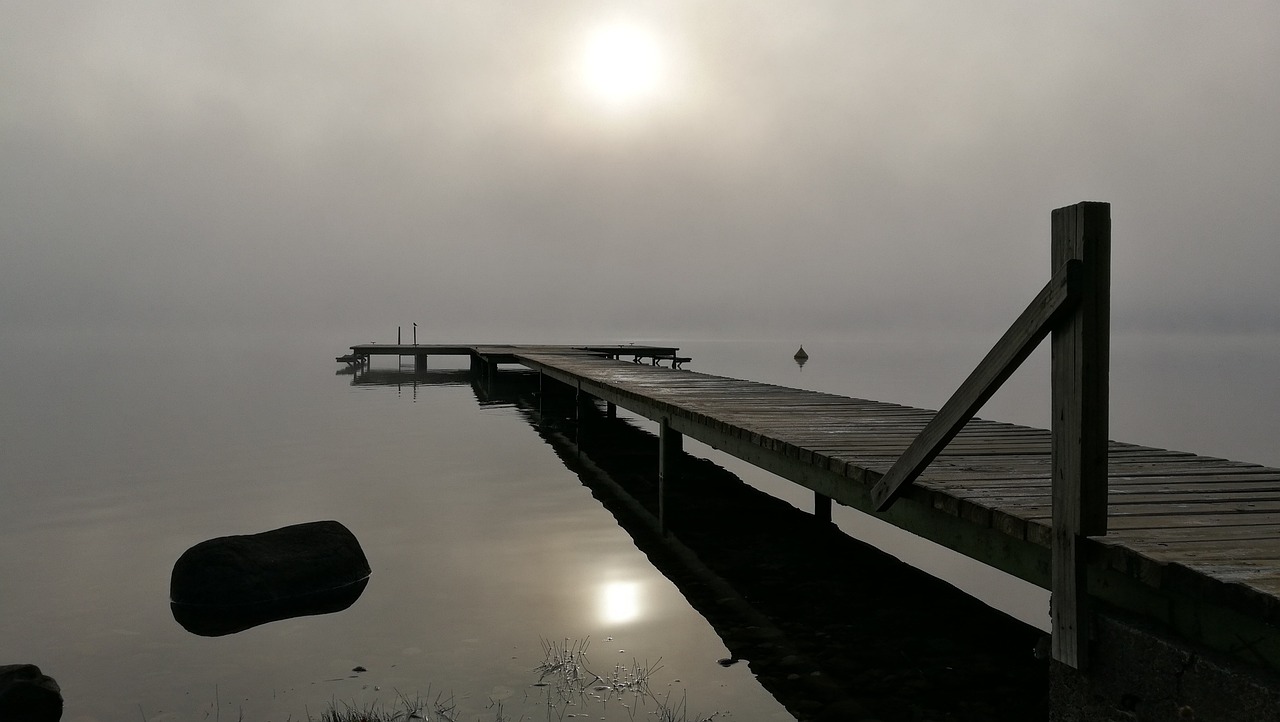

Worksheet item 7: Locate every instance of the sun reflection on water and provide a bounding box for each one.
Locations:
[598,580,644,625]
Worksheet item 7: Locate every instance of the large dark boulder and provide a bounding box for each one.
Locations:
[0,664,62,722]
[170,520,370,636]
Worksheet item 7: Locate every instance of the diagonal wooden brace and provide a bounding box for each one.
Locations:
[870,258,1083,511]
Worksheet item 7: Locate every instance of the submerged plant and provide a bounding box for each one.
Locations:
[529,637,716,722]
[307,689,451,722]
[170,639,715,722]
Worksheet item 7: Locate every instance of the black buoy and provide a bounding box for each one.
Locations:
[793,345,808,361]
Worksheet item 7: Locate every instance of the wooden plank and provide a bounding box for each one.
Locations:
[1111,524,1280,544]
[1023,509,1280,530]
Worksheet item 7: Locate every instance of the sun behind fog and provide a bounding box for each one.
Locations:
[576,21,665,111]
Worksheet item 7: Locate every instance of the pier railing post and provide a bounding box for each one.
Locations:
[1050,201,1110,669]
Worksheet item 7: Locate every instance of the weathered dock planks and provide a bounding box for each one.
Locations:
[517,350,1280,674]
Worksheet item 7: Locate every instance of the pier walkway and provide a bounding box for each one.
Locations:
[519,350,1280,679]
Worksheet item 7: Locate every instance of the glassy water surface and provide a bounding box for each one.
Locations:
[2,328,1277,721]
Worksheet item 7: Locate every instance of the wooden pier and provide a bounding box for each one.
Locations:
[338,343,685,372]
[519,350,1280,656]
[341,203,1280,720]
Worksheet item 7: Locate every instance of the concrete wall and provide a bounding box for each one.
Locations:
[1050,611,1280,722]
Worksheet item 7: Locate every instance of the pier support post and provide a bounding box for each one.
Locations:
[658,418,683,531]
[814,492,832,523]
[574,384,594,455]
[537,371,544,416]
[606,401,617,419]
[575,383,594,420]
[1050,201,1110,669]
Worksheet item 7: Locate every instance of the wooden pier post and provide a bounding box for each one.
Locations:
[575,383,592,454]
[1050,201,1110,669]
[814,492,832,523]
[575,383,591,420]
[659,418,683,531]
[606,401,617,419]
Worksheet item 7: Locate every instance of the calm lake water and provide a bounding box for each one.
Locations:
[2,327,1277,721]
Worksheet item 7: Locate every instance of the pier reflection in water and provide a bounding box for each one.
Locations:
[349,366,1049,721]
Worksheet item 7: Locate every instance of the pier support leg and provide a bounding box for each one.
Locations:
[575,384,594,421]
[575,384,596,456]
[814,492,832,523]
[658,418,683,532]
[606,401,616,419]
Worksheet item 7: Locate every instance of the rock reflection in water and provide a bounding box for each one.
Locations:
[170,576,369,637]
[474,372,1049,722]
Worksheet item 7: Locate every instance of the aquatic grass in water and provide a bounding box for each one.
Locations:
[305,689,471,722]
[161,642,714,722]
[308,691,433,722]
[531,637,716,722]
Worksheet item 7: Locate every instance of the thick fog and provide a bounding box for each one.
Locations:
[4,1,1278,341]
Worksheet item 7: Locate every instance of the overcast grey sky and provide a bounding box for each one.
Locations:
[3,1,1278,340]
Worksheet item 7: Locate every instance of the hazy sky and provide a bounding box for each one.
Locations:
[4,1,1278,340]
